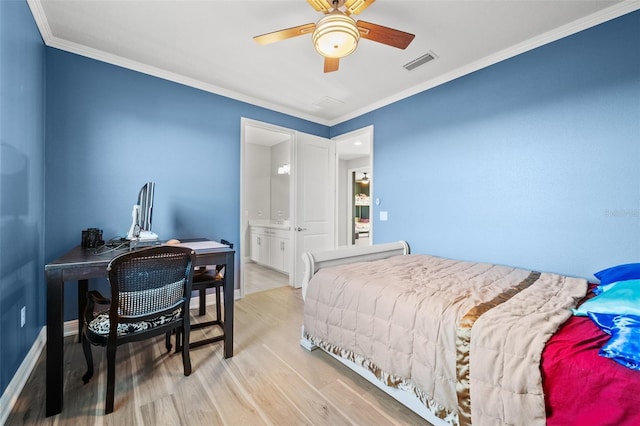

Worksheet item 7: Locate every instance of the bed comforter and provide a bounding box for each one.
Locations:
[542,286,640,426]
[303,254,586,426]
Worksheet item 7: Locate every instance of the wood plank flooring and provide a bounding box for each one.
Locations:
[6,286,430,425]
[244,262,289,294]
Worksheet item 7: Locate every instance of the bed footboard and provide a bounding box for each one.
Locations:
[300,241,410,300]
[299,241,454,425]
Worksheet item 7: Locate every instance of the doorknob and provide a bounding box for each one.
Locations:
[296,227,308,232]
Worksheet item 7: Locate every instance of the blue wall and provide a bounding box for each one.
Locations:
[45,49,328,258]
[0,0,46,399]
[45,49,329,320]
[332,11,640,279]
[45,49,328,321]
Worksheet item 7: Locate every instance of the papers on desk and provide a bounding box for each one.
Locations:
[177,240,229,251]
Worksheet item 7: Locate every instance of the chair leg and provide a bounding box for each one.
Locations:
[175,328,183,353]
[165,331,172,352]
[215,287,222,323]
[182,325,192,376]
[198,288,206,316]
[105,344,117,414]
[81,334,94,384]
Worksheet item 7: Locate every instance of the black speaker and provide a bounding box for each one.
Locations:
[81,228,104,248]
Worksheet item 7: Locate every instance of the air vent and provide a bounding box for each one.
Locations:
[311,96,345,109]
[403,51,437,71]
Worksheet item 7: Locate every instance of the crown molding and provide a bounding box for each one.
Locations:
[26,0,331,126]
[28,0,639,128]
[328,0,640,126]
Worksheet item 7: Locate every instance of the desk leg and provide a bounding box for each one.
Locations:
[77,279,88,342]
[46,269,64,416]
[223,252,234,358]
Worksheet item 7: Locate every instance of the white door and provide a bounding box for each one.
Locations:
[292,131,336,287]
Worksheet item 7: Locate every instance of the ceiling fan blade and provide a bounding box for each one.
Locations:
[344,0,375,16]
[324,57,340,73]
[356,20,415,49]
[307,0,334,14]
[253,23,316,45]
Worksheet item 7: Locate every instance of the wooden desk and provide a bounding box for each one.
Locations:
[44,241,235,417]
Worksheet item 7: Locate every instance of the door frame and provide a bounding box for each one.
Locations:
[240,120,372,295]
[332,126,374,247]
[240,118,295,297]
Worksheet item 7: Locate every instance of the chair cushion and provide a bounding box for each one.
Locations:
[88,308,182,336]
[192,271,224,289]
[193,269,223,282]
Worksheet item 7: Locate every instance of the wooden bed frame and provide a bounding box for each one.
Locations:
[299,241,449,426]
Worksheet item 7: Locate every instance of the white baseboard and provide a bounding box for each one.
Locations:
[189,292,214,311]
[65,319,79,337]
[0,327,47,425]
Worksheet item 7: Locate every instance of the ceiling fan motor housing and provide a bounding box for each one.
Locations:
[312,11,360,58]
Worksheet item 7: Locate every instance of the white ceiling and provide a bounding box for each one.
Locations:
[28,0,639,126]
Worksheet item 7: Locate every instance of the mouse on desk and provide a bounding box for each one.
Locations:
[165,239,181,245]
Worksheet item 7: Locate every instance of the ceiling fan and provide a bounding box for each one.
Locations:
[253,0,415,73]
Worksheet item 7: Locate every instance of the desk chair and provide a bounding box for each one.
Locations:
[189,239,233,349]
[81,246,196,414]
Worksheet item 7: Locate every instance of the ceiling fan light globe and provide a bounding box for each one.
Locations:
[312,13,360,58]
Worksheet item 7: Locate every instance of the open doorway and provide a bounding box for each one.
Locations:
[350,170,371,246]
[240,120,367,295]
[240,119,294,296]
[334,126,373,248]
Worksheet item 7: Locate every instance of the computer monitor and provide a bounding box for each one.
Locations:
[126,182,158,241]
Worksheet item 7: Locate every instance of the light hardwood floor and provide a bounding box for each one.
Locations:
[6,286,430,425]
[244,261,289,294]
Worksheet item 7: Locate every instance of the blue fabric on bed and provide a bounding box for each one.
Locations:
[572,280,640,317]
[588,312,640,371]
[594,263,640,285]
[593,279,640,295]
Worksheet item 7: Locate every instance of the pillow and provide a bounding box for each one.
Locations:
[593,279,640,295]
[594,263,640,285]
[588,312,640,371]
[572,280,640,317]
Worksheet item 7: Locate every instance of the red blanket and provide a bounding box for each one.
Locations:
[542,300,640,425]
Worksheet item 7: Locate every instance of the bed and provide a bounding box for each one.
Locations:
[299,241,640,426]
